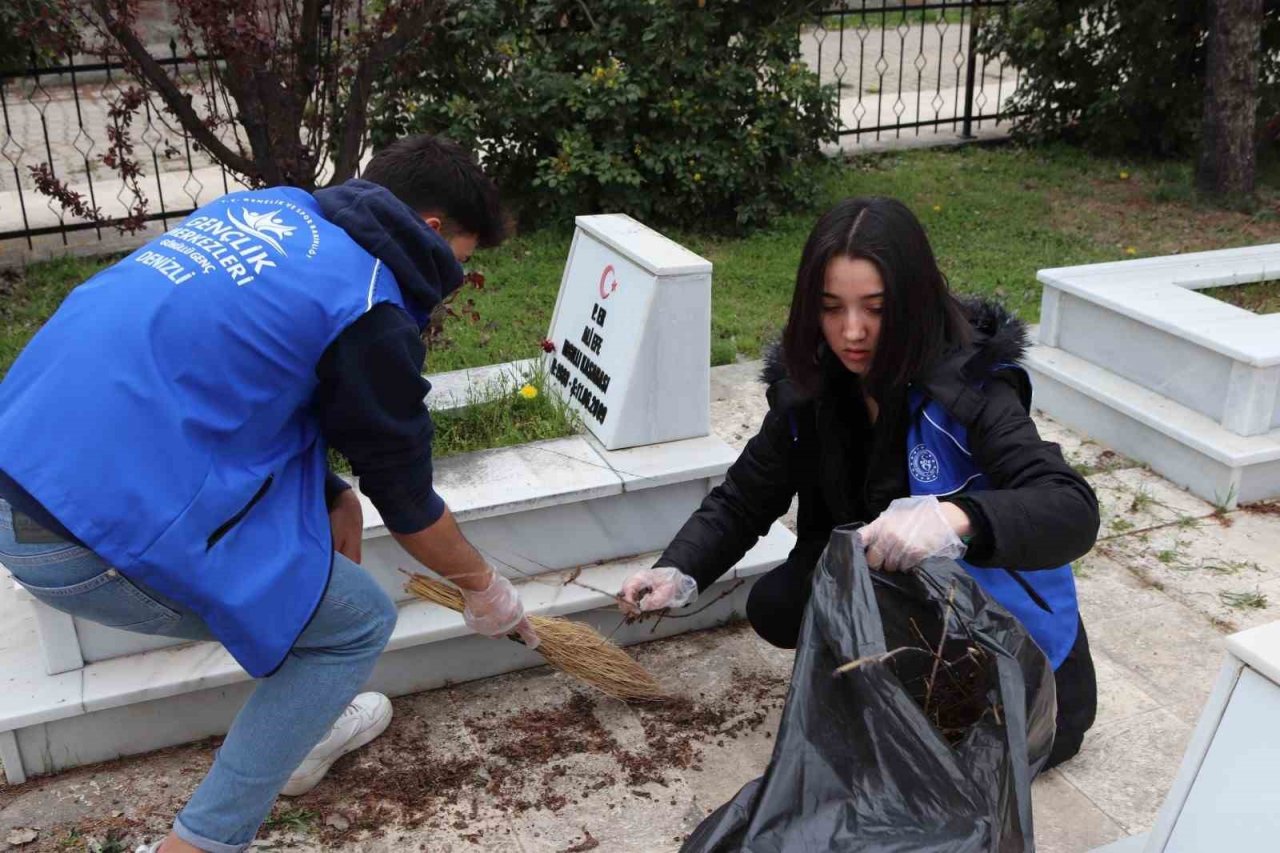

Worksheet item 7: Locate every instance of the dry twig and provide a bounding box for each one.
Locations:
[402,571,670,703]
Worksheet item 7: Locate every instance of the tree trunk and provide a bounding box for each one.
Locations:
[1196,0,1263,199]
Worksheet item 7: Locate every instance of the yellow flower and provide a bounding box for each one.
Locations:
[932,204,942,212]
[519,384,538,400]
[1125,246,1137,255]
[1119,170,1130,180]
[694,172,703,182]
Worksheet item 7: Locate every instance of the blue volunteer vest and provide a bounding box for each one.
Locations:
[0,187,411,676]
[906,377,1080,669]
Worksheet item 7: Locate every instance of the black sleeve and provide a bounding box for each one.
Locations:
[314,303,446,534]
[654,403,799,591]
[942,494,995,561]
[959,372,1100,569]
[324,470,353,509]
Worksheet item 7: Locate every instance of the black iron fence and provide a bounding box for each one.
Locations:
[1,1,1018,255]
[0,40,237,252]
[808,0,1018,141]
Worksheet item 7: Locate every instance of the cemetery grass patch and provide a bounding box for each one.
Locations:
[442,144,1280,368]
[1202,280,1280,315]
[329,367,579,474]
[0,254,120,379]
[1046,148,1280,269]
[10,144,1280,385]
[428,369,580,459]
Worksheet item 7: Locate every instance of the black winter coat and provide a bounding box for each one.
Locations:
[656,300,1100,591]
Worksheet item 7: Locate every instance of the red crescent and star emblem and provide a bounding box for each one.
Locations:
[598,264,618,300]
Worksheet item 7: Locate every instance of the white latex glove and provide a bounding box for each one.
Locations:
[618,566,699,613]
[461,572,540,649]
[859,496,968,572]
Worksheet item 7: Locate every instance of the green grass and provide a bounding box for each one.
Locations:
[818,7,968,30]
[1128,488,1156,514]
[262,807,319,834]
[1202,280,1280,314]
[55,829,84,850]
[400,144,1135,373]
[328,365,578,472]
[0,255,121,377]
[1109,517,1134,533]
[428,368,579,458]
[1220,589,1268,610]
[10,143,1280,386]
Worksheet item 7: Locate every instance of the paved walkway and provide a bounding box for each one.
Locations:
[2,360,1274,852]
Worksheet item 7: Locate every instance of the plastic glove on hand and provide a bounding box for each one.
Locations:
[618,566,699,613]
[461,572,540,649]
[859,496,967,573]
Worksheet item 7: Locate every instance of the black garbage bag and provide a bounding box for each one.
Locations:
[681,525,1057,853]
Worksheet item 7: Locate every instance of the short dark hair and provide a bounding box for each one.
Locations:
[782,196,970,396]
[361,135,507,248]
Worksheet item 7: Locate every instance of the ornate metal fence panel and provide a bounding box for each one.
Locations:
[806,0,1017,141]
[1,2,1019,256]
[0,41,236,253]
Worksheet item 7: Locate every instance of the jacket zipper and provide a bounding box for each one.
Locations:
[206,475,274,551]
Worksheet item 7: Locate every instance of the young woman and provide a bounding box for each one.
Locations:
[619,196,1099,768]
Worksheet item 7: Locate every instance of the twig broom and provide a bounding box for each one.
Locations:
[402,571,671,703]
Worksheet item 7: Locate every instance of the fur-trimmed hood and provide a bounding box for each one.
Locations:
[760,297,1029,391]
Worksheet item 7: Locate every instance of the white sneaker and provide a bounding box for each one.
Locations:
[281,692,393,797]
[134,843,161,853]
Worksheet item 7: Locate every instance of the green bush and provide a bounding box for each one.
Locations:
[977,0,1280,155]
[0,0,61,72]
[374,0,838,233]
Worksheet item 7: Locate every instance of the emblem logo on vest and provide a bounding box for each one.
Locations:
[161,204,308,287]
[226,208,297,257]
[908,443,941,483]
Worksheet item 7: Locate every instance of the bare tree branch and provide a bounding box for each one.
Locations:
[86,0,259,179]
[328,0,447,183]
[298,0,324,91]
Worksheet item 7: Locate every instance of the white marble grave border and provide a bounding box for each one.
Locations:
[1038,244,1280,369]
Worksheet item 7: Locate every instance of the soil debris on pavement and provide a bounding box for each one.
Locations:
[2,623,790,851]
[290,660,787,845]
[560,827,600,851]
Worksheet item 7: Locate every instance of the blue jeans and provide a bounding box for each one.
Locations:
[0,500,397,853]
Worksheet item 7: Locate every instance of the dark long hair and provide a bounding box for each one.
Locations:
[782,196,970,396]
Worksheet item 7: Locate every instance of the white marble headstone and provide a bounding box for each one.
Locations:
[543,215,712,450]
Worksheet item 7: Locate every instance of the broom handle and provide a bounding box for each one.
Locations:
[403,572,531,645]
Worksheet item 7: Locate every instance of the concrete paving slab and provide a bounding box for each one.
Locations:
[1031,770,1128,853]
[1094,503,1280,635]
[1200,506,1280,567]
[1090,650,1164,733]
[1035,410,1140,476]
[707,360,769,454]
[512,785,703,853]
[1056,707,1194,836]
[1087,601,1227,726]
[1033,410,1084,444]
[1073,553,1173,625]
[1088,469,1196,539]
[1100,467,1220,521]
